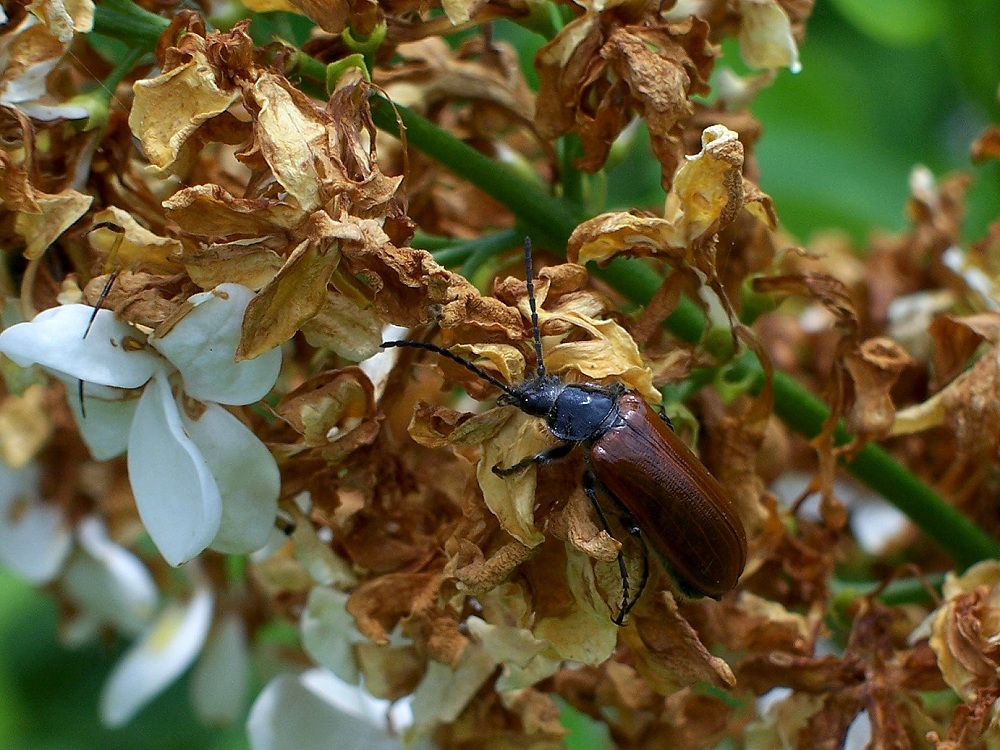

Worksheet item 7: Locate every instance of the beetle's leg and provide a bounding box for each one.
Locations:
[655,407,674,431]
[492,441,573,477]
[616,513,649,621]
[583,470,632,625]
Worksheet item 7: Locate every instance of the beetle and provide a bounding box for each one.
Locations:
[381,239,747,623]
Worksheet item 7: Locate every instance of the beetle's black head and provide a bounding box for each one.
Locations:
[498,375,564,417]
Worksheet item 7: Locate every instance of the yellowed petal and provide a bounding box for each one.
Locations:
[666,124,745,243]
[27,0,94,42]
[736,0,801,73]
[0,384,53,469]
[88,206,183,271]
[238,237,340,361]
[250,74,327,212]
[129,49,239,171]
[301,292,383,362]
[533,547,618,665]
[475,411,552,548]
[14,188,92,259]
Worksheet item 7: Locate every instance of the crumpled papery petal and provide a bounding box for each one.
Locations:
[569,126,774,273]
[190,613,250,724]
[100,587,214,727]
[735,0,802,73]
[25,0,95,43]
[406,647,497,741]
[0,462,71,583]
[919,560,1000,703]
[248,669,424,750]
[251,73,328,213]
[469,409,550,548]
[14,188,93,259]
[62,516,159,639]
[151,283,282,405]
[178,398,280,556]
[533,547,619,665]
[0,305,162,388]
[128,46,240,172]
[88,207,184,273]
[465,617,561,692]
[302,586,369,684]
[127,374,222,566]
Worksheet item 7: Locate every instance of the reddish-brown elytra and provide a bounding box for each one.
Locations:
[381,238,747,622]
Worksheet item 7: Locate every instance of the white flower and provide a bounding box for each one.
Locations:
[0,461,72,583]
[62,516,160,643]
[0,283,282,566]
[247,669,429,750]
[101,586,215,727]
[190,612,250,725]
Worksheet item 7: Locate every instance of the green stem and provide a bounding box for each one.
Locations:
[368,96,582,249]
[93,0,170,47]
[86,3,1000,568]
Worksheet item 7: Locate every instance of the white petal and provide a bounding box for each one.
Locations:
[179,401,279,556]
[150,284,281,405]
[63,517,159,635]
[248,670,412,750]
[100,587,214,727]
[127,375,222,566]
[190,613,249,725]
[50,373,138,460]
[0,463,71,583]
[301,587,362,683]
[0,305,160,388]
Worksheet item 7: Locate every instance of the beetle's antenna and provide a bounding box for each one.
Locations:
[380,340,520,399]
[522,238,546,379]
[79,222,126,418]
[83,222,125,339]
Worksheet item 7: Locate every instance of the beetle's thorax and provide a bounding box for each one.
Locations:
[503,376,620,443]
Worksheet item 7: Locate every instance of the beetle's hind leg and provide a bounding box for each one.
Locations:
[583,471,649,625]
[492,441,573,476]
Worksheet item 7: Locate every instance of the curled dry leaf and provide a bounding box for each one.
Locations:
[623,591,737,695]
[536,14,716,187]
[568,125,775,270]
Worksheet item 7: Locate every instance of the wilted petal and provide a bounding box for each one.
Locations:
[736,0,801,73]
[0,462,71,583]
[301,587,363,683]
[0,305,160,388]
[100,587,214,727]
[128,47,239,171]
[14,188,93,259]
[179,400,279,556]
[62,516,159,636]
[150,284,281,405]
[127,374,222,566]
[248,669,417,750]
[190,613,249,725]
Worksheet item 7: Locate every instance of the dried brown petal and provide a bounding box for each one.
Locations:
[625,591,737,695]
[843,337,914,440]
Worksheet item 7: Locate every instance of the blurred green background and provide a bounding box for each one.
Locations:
[2,0,998,748]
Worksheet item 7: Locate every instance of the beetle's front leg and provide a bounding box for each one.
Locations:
[491,441,574,477]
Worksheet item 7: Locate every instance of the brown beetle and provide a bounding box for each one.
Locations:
[382,240,747,622]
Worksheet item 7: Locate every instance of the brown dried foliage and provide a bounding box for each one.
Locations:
[7,0,1000,747]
